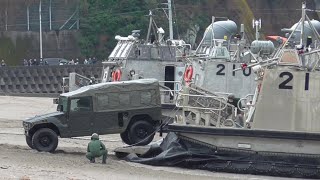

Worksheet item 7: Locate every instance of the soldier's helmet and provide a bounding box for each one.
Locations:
[91,133,99,140]
[227,94,235,102]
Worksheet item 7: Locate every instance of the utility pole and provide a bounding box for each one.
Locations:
[168,0,173,40]
[49,0,52,31]
[5,8,8,31]
[77,4,80,30]
[27,5,30,31]
[39,0,43,59]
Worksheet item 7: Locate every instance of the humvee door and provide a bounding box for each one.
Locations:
[68,96,93,136]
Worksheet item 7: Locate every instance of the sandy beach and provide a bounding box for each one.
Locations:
[0,96,296,180]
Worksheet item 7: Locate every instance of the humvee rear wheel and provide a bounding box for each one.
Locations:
[25,135,34,149]
[128,121,155,146]
[32,128,58,152]
[120,131,131,145]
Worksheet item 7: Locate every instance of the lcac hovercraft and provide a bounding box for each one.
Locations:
[181,17,275,99]
[65,1,190,106]
[164,2,320,178]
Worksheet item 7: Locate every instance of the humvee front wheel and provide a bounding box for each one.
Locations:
[25,135,34,149]
[128,121,155,145]
[32,128,58,152]
[120,130,131,145]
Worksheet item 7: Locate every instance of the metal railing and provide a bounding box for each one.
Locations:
[159,81,182,105]
[176,93,228,111]
[176,86,236,127]
[62,73,92,93]
[62,77,69,93]
[238,94,254,112]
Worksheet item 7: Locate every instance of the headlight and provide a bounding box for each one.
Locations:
[22,121,32,129]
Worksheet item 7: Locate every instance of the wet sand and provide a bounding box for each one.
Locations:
[0,96,297,180]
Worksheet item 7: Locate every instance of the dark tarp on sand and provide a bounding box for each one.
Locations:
[124,132,320,179]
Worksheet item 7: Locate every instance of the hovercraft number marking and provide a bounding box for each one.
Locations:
[243,67,251,77]
[279,72,293,89]
[216,64,225,75]
[279,72,310,90]
[216,64,251,76]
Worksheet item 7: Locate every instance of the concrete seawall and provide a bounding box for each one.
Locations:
[0,65,102,97]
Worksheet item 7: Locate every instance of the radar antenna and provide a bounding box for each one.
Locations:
[252,18,261,40]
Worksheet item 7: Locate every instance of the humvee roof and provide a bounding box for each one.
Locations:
[61,78,160,98]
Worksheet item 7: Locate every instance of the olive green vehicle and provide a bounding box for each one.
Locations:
[23,79,162,152]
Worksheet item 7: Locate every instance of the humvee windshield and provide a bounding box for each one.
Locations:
[58,96,68,112]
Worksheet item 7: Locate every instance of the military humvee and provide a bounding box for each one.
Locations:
[23,79,162,152]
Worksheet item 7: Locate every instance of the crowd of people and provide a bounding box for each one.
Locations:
[21,57,100,66]
[0,57,102,67]
[22,58,48,66]
[1,60,6,67]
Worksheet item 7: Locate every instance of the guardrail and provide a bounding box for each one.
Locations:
[176,93,228,111]
[175,85,237,127]
[159,81,182,105]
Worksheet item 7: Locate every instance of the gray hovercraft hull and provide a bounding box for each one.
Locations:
[165,124,320,178]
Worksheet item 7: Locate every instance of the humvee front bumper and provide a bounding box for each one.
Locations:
[22,121,32,136]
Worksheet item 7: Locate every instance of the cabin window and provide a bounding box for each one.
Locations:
[214,47,230,59]
[119,93,130,105]
[151,47,161,59]
[216,48,225,57]
[130,91,141,107]
[108,93,120,107]
[161,47,176,61]
[96,93,122,110]
[141,92,152,105]
[135,49,141,56]
[96,94,109,110]
[150,90,157,105]
[70,97,92,112]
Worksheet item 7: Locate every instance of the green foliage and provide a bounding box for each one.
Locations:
[78,0,158,58]
[78,0,214,58]
[0,36,30,65]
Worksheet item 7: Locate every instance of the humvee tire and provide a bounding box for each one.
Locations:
[120,130,131,145]
[25,135,34,149]
[128,120,155,145]
[32,128,58,152]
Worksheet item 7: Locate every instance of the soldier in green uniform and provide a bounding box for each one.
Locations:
[227,94,244,127]
[86,133,107,164]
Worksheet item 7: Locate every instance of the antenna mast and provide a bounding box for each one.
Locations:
[146,10,153,43]
[300,2,306,45]
[252,18,261,40]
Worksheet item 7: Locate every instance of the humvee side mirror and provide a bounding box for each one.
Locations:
[53,98,59,104]
[57,105,63,112]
